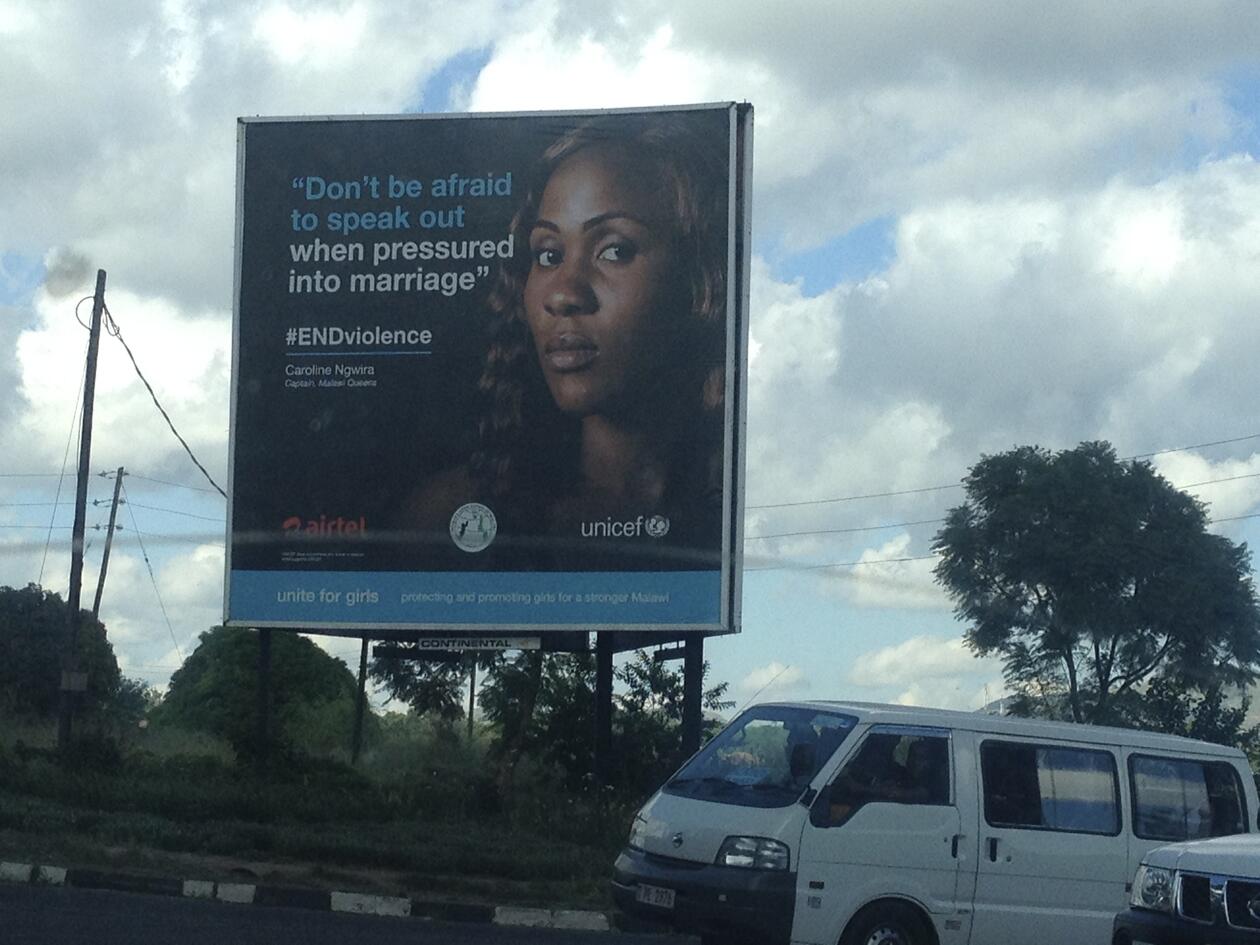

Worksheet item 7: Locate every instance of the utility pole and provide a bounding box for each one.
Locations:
[91,466,125,619]
[59,269,106,753]
[467,656,477,742]
[352,637,369,764]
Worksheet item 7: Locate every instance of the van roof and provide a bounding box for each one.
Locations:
[753,700,1250,760]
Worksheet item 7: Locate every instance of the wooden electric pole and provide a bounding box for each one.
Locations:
[59,269,107,753]
[352,637,369,764]
[91,466,125,619]
[467,656,477,742]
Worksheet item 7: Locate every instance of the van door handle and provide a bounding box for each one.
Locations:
[951,834,960,858]
[987,837,998,862]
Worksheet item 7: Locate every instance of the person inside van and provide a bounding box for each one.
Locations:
[827,734,948,825]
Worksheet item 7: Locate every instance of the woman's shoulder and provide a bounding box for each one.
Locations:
[394,464,479,531]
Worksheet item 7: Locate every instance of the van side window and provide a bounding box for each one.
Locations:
[1129,755,1246,841]
[981,741,1119,835]
[821,733,950,826]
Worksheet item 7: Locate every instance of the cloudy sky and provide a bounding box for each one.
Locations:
[3,0,1259,715]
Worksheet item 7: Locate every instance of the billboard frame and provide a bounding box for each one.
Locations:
[224,103,752,637]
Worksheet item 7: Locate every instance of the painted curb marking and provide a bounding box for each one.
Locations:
[331,891,411,917]
[554,909,611,931]
[494,906,553,927]
[0,862,33,884]
[182,880,215,899]
[215,882,257,904]
[0,859,618,934]
[35,866,67,886]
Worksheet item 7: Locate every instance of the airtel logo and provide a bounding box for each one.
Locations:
[281,514,367,536]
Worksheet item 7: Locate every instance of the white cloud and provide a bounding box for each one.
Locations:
[1153,450,1260,527]
[733,661,809,706]
[847,635,1006,710]
[849,535,948,611]
[252,2,369,66]
[849,635,982,686]
[2,0,1259,705]
[14,288,231,480]
[892,679,1002,713]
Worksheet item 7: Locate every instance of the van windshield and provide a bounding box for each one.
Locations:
[664,705,858,808]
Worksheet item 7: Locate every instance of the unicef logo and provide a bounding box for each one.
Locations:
[645,515,670,538]
[449,503,497,553]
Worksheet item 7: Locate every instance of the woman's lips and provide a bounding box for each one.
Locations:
[543,333,598,372]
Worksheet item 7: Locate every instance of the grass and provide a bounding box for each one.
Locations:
[0,715,643,910]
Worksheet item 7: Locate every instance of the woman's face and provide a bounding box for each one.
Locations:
[523,145,681,419]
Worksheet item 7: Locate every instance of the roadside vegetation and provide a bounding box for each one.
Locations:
[0,587,730,909]
[0,711,638,906]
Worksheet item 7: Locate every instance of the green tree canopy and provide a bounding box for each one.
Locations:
[932,441,1260,724]
[153,626,374,755]
[479,650,732,794]
[0,583,123,718]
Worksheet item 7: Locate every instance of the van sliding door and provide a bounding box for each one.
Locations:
[969,738,1125,945]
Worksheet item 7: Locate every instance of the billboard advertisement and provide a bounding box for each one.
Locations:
[225,104,751,634]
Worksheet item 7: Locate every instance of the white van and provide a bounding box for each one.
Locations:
[611,701,1259,945]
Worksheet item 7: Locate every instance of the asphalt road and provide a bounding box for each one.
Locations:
[2,883,692,945]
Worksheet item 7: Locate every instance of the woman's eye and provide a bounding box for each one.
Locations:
[597,241,636,263]
[533,247,561,268]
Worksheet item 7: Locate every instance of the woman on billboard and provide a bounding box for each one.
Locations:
[401,114,731,570]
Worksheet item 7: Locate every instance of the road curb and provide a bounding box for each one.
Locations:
[0,858,618,931]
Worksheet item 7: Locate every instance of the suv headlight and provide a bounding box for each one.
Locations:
[715,836,790,871]
[1130,864,1174,912]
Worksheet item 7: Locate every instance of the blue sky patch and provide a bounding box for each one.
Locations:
[1220,64,1260,154]
[412,47,494,113]
[0,252,45,306]
[766,216,897,297]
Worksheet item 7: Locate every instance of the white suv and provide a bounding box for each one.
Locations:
[1115,834,1260,944]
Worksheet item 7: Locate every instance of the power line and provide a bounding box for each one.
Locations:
[748,554,938,573]
[745,512,1260,574]
[121,482,184,664]
[1131,433,1260,459]
[124,502,225,523]
[127,473,223,495]
[40,335,87,586]
[747,517,945,542]
[744,472,1260,544]
[747,432,1260,511]
[749,482,958,511]
[102,304,227,499]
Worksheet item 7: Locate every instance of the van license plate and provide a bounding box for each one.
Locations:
[636,883,675,909]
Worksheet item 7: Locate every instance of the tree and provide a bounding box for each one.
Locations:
[0,583,124,718]
[933,442,1260,724]
[479,649,733,794]
[370,650,495,726]
[1124,677,1260,755]
[153,626,376,756]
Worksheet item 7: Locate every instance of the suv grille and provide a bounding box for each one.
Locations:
[1225,879,1260,931]
[1179,874,1213,922]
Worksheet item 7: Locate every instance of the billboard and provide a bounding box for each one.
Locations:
[225,104,751,634]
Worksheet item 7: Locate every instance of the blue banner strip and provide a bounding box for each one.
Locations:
[228,570,721,626]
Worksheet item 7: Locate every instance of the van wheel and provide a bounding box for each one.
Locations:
[841,902,931,945]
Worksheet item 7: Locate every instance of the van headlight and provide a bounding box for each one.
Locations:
[1130,864,1174,912]
[715,836,790,871]
[627,816,648,850]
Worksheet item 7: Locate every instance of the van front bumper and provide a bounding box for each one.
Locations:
[611,846,795,945]
[1114,907,1260,944]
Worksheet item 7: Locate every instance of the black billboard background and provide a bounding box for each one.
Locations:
[231,107,735,575]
